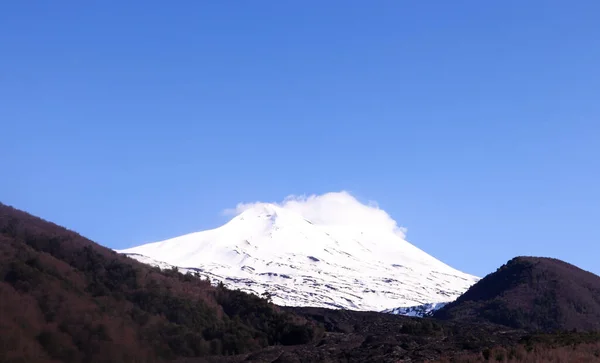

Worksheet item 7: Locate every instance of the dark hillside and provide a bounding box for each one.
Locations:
[434,256,600,332]
[0,203,316,363]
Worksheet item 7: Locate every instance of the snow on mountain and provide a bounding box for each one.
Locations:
[117,192,479,312]
[382,302,449,317]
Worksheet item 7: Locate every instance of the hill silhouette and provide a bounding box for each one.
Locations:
[0,203,316,363]
[434,256,600,332]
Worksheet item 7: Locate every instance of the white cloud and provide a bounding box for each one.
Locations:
[223,191,407,238]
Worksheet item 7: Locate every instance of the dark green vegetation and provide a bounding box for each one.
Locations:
[198,310,600,363]
[434,256,600,332]
[0,203,316,363]
[2,202,600,362]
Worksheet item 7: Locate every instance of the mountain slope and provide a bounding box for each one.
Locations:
[434,256,600,332]
[0,203,316,362]
[383,302,449,317]
[118,203,479,311]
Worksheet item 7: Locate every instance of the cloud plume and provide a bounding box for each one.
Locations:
[224,191,407,238]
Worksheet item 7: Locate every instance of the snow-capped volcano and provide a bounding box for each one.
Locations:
[118,193,479,311]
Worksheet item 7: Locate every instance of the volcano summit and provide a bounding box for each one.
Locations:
[119,192,479,311]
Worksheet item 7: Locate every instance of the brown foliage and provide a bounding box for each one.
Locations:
[0,203,317,362]
[434,256,600,332]
[433,339,600,362]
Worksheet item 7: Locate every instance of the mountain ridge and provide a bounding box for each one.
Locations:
[4,202,600,362]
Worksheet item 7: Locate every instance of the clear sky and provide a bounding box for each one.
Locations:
[2,1,599,278]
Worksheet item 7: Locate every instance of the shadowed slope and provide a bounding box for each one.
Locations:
[0,203,316,363]
[434,256,600,332]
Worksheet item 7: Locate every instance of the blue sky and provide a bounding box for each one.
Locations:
[2,1,599,277]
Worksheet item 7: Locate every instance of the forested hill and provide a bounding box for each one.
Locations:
[0,203,316,363]
[434,256,600,332]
